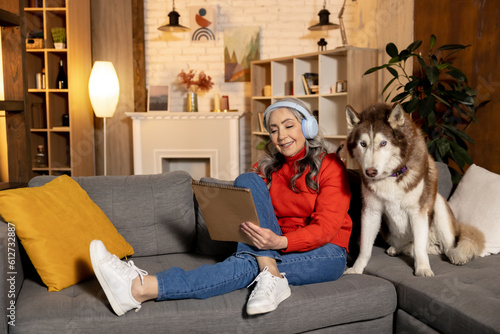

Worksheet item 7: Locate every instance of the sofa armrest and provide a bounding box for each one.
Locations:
[0,220,25,333]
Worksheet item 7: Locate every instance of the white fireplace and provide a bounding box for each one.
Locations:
[126,111,246,180]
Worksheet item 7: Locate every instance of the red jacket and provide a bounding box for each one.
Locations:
[255,147,352,253]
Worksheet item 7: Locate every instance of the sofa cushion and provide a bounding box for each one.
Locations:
[0,175,134,291]
[12,252,396,333]
[448,164,500,256]
[28,171,196,257]
[365,246,500,333]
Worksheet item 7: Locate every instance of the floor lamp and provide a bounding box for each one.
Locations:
[88,61,120,176]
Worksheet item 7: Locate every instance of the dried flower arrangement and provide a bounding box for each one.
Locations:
[177,70,214,94]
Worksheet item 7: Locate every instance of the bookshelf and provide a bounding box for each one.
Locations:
[250,47,379,166]
[24,0,94,177]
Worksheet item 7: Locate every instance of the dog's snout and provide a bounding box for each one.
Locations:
[365,168,378,178]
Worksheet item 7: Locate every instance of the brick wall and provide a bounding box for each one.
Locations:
[144,0,352,113]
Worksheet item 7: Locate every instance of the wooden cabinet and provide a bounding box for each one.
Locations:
[25,0,94,177]
[250,47,379,166]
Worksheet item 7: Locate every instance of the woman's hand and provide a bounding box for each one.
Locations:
[241,222,288,250]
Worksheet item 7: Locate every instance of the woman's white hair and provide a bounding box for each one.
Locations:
[252,98,329,192]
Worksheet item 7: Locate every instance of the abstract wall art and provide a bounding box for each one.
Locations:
[223,26,260,82]
[189,6,217,42]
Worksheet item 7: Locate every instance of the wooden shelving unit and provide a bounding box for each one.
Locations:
[24,0,94,177]
[250,47,379,166]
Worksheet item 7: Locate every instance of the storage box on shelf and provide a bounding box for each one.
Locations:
[24,0,94,177]
[250,47,379,167]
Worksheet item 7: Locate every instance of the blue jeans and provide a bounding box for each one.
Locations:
[156,173,347,300]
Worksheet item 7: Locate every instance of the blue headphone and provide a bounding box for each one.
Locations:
[263,101,319,139]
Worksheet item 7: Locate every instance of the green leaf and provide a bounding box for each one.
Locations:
[430,55,438,66]
[447,91,475,105]
[436,44,469,51]
[427,110,437,126]
[386,43,399,58]
[431,93,451,107]
[417,57,427,70]
[382,77,397,95]
[386,66,399,78]
[437,62,452,70]
[466,106,478,123]
[419,96,435,118]
[256,141,267,150]
[446,68,467,82]
[405,97,419,113]
[391,91,410,102]
[388,56,400,64]
[430,34,437,50]
[399,50,411,61]
[449,167,462,184]
[364,66,383,75]
[437,138,450,158]
[450,141,473,166]
[441,124,474,144]
[407,40,422,53]
[425,65,440,84]
[404,79,420,91]
[475,99,491,112]
[464,85,476,96]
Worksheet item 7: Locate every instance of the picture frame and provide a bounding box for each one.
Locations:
[147,85,170,112]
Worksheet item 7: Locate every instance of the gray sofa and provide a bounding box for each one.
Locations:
[0,169,498,333]
[1,171,395,334]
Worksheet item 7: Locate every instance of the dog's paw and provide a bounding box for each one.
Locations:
[427,244,441,255]
[402,244,414,256]
[447,248,472,266]
[386,246,399,256]
[415,268,435,277]
[344,267,363,275]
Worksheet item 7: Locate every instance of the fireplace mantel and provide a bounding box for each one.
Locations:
[126,111,246,180]
[127,111,244,120]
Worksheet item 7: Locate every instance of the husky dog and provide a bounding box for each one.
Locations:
[344,103,484,277]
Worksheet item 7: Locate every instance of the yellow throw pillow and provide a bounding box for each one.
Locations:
[0,175,134,291]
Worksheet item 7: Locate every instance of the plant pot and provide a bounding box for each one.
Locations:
[187,92,198,112]
[54,42,66,49]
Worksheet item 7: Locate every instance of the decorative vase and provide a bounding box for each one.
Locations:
[187,92,198,112]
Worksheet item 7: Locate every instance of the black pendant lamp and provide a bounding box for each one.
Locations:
[158,0,190,32]
[308,0,339,31]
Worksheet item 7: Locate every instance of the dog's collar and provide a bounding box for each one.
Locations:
[390,166,407,177]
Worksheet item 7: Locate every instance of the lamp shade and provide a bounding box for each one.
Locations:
[158,10,190,32]
[88,61,120,118]
[158,0,189,32]
[308,8,339,31]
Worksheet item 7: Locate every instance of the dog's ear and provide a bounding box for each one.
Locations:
[346,105,360,133]
[388,103,405,129]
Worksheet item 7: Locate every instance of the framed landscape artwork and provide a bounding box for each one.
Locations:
[147,85,170,112]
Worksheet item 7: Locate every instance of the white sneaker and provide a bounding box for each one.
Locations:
[90,240,147,316]
[246,266,291,315]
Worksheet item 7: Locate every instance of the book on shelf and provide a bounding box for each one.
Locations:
[258,112,265,132]
[301,73,319,95]
[191,180,260,246]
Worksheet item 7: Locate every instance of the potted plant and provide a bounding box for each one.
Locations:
[364,34,489,183]
[51,27,66,49]
[177,70,214,112]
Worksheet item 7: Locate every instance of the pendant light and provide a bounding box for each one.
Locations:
[308,0,339,31]
[158,0,190,32]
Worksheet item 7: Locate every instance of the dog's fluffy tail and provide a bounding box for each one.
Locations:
[447,223,485,265]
